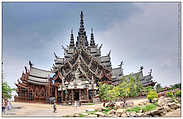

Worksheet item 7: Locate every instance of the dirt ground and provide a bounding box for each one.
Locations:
[3,97,181,117]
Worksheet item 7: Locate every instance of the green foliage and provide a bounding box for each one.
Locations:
[175,90,181,97]
[170,83,181,89]
[2,82,15,100]
[119,75,143,97]
[99,75,144,104]
[98,83,113,101]
[142,104,157,112]
[155,83,163,93]
[126,106,141,113]
[143,86,153,93]
[147,90,158,100]
[166,91,174,98]
[108,87,119,101]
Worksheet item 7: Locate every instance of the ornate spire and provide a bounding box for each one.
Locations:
[90,28,95,46]
[80,11,84,32]
[76,11,88,48]
[69,29,75,47]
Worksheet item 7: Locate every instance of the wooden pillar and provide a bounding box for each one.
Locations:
[55,87,57,103]
[61,90,63,103]
[72,90,74,103]
[92,89,94,102]
[86,89,89,101]
[79,89,81,100]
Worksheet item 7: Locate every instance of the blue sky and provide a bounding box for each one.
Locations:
[2,2,180,89]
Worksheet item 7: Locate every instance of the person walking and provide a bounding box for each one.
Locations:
[53,101,56,113]
[2,99,6,114]
[7,101,11,110]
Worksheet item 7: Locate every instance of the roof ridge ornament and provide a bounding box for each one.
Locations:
[107,50,111,57]
[90,28,95,46]
[54,52,58,58]
[69,29,75,47]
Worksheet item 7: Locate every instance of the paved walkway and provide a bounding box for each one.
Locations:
[3,102,102,117]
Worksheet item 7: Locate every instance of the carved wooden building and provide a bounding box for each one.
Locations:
[15,11,155,104]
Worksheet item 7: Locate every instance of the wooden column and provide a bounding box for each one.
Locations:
[61,90,63,103]
[55,87,57,103]
[92,89,95,102]
[72,90,74,103]
[86,89,89,101]
[79,89,81,100]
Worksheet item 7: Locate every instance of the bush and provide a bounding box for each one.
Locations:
[147,90,158,100]
[175,90,181,97]
[142,104,157,112]
[166,91,174,98]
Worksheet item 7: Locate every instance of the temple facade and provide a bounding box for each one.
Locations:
[15,11,156,104]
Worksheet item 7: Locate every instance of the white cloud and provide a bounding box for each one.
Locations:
[96,3,180,86]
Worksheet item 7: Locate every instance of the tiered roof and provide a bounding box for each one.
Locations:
[16,65,51,87]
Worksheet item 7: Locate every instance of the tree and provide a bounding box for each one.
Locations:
[155,83,163,93]
[2,82,15,100]
[99,75,144,107]
[170,83,181,89]
[108,87,119,101]
[166,91,174,98]
[117,76,143,106]
[98,82,113,102]
[147,90,158,103]
[175,90,181,97]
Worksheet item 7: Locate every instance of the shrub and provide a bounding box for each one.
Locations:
[175,90,181,97]
[147,90,158,100]
[142,104,157,112]
[166,91,174,98]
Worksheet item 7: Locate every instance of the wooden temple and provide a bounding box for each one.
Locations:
[15,11,156,104]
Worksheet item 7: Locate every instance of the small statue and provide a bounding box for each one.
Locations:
[29,61,33,67]
[149,69,152,75]
[140,66,144,71]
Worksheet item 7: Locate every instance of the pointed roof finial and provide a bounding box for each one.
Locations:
[81,11,83,16]
[90,28,95,46]
[69,29,75,47]
[80,11,84,28]
[91,28,93,33]
[71,29,73,34]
